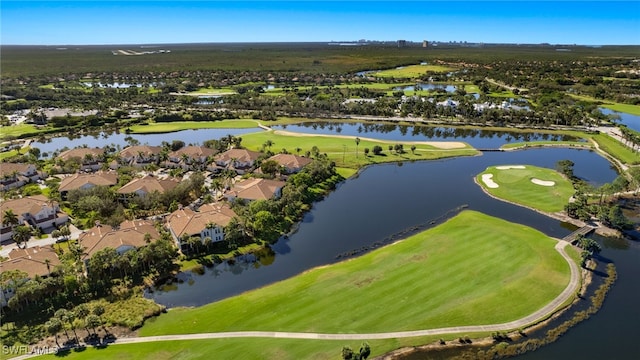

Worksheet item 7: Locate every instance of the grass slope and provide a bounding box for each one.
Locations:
[140,211,569,337]
[38,211,570,360]
[590,133,640,165]
[126,120,261,133]
[239,130,478,168]
[477,165,575,212]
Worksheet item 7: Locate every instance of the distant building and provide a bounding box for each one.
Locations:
[422,40,428,48]
[58,147,105,172]
[266,154,312,174]
[397,40,407,48]
[214,148,262,174]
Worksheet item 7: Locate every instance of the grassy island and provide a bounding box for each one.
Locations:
[477,165,575,213]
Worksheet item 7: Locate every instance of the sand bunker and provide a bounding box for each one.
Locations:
[481,174,499,188]
[496,165,526,170]
[531,178,555,187]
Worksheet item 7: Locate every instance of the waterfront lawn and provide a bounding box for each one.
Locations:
[125,120,261,133]
[187,87,237,95]
[567,94,640,116]
[373,64,455,78]
[140,211,569,337]
[35,335,475,360]
[477,165,575,213]
[501,141,591,150]
[0,124,45,140]
[239,130,478,168]
[590,133,640,165]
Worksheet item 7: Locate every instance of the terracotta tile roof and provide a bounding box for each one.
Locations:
[58,148,104,162]
[225,178,286,201]
[167,203,236,238]
[0,163,34,178]
[214,148,262,164]
[117,175,180,195]
[119,145,162,159]
[59,172,118,192]
[79,220,159,259]
[0,246,61,278]
[169,146,216,159]
[0,195,58,218]
[267,154,312,171]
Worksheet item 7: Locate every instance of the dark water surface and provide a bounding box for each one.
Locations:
[146,148,617,307]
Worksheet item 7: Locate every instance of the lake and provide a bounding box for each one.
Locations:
[31,128,259,157]
[600,107,640,132]
[272,122,581,149]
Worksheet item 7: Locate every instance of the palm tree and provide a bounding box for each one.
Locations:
[263,140,274,152]
[45,318,63,348]
[355,137,360,158]
[2,209,19,229]
[12,225,31,249]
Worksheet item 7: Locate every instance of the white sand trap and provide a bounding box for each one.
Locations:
[496,165,526,170]
[531,178,555,187]
[481,174,499,188]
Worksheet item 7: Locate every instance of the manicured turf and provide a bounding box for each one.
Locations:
[501,141,591,150]
[239,130,478,168]
[35,211,570,360]
[140,211,569,337]
[36,335,460,360]
[477,165,575,212]
[590,133,640,165]
[373,64,455,78]
[0,124,45,140]
[186,87,237,95]
[125,120,261,133]
[568,94,640,116]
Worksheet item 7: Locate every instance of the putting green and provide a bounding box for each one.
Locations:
[477,165,575,212]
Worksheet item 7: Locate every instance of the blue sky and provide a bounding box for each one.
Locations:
[2,1,639,45]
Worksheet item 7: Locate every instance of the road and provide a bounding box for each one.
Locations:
[11,240,579,359]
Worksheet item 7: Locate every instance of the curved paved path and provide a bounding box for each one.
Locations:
[13,240,578,360]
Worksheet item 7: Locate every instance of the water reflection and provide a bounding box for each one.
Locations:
[273,122,580,148]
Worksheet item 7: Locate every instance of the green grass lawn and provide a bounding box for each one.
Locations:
[36,335,468,360]
[373,64,455,78]
[140,211,569,336]
[240,130,478,168]
[0,124,45,140]
[567,94,640,116]
[477,165,575,213]
[35,211,571,360]
[590,133,640,165]
[501,141,592,150]
[186,87,237,95]
[125,120,261,133]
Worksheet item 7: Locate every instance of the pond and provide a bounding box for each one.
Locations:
[600,107,640,132]
[271,122,581,149]
[393,83,458,93]
[145,147,617,308]
[31,128,259,157]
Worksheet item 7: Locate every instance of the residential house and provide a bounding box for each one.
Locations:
[266,154,312,174]
[118,145,162,167]
[213,148,262,174]
[0,163,41,191]
[224,178,286,202]
[58,147,105,172]
[58,172,118,198]
[116,174,180,200]
[0,246,61,306]
[165,203,236,251]
[167,146,216,170]
[78,219,159,260]
[0,195,69,243]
